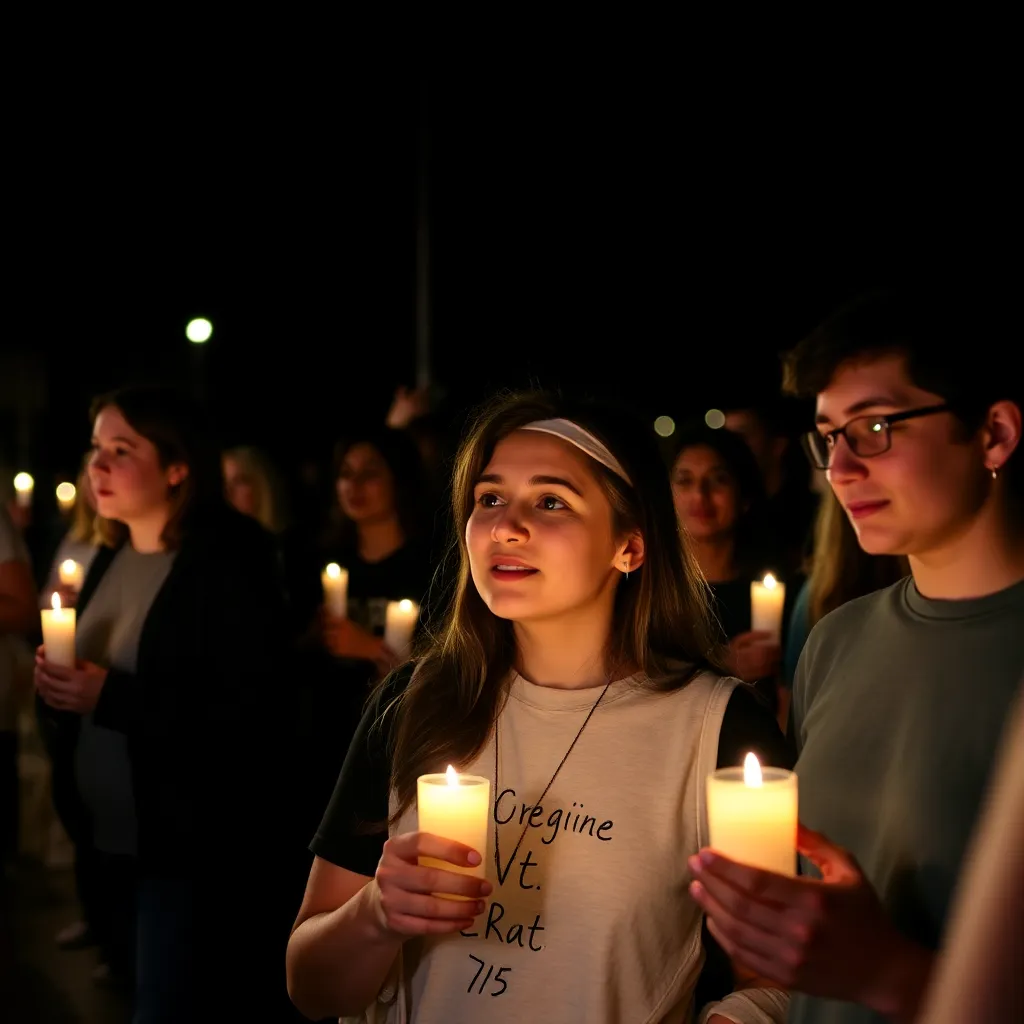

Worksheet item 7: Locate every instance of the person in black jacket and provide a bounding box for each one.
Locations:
[34,384,305,1023]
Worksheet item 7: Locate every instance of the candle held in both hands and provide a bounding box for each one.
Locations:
[41,593,76,669]
[384,599,419,660]
[750,573,786,643]
[417,765,491,900]
[706,752,798,876]
[321,562,349,618]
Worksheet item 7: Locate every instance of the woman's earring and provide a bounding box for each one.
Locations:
[992,466,999,480]
[623,560,630,581]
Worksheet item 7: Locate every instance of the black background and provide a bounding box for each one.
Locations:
[3,62,1015,482]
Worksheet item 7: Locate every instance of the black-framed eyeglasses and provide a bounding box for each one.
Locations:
[801,403,951,470]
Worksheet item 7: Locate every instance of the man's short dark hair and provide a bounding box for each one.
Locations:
[782,288,1019,428]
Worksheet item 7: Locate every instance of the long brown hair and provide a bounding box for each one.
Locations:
[807,488,909,626]
[382,391,726,824]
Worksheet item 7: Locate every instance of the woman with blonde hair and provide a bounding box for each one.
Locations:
[287,392,792,1024]
[222,445,290,534]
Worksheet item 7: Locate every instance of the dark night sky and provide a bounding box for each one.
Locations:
[3,68,1016,485]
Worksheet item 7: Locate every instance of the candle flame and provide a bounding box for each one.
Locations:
[445,764,459,786]
[61,559,78,576]
[14,472,34,492]
[743,752,763,787]
[51,592,62,611]
[399,598,413,612]
[762,573,777,589]
[325,562,341,579]
[56,482,77,503]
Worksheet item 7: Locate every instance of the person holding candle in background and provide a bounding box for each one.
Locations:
[0,503,36,872]
[670,425,800,717]
[222,444,322,641]
[690,289,1024,1024]
[287,392,792,1024]
[33,384,302,1022]
[318,427,432,672]
[42,456,100,605]
[305,428,433,834]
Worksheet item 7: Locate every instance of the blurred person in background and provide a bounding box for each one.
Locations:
[670,425,797,711]
[223,444,321,639]
[0,502,35,873]
[42,455,101,603]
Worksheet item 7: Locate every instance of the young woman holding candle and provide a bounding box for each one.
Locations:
[319,427,432,672]
[287,392,793,1024]
[306,428,434,830]
[33,384,302,1022]
[670,426,799,710]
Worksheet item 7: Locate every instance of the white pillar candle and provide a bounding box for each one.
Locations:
[13,472,34,509]
[321,563,349,618]
[417,765,491,899]
[384,598,419,660]
[750,573,786,642]
[58,559,84,592]
[40,592,76,669]
[706,753,798,876]
[56,481,77,514]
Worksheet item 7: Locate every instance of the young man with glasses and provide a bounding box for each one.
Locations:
[688,290,1024,1024]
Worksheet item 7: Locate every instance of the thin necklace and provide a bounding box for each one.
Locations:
[493,676,613,880]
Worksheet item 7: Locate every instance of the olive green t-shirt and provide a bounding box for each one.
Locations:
[790,576,1024,1024]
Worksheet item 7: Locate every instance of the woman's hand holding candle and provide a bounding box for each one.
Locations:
[321,614,399,676]
[688,824,934,1020]
[34,646,108,714]
[372,832,492,937]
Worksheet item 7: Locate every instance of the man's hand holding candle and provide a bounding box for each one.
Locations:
[688,824,934,1023]
[372,832,491,937]
[34,646,108,714]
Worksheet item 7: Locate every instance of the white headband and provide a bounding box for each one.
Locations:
[520,418,632,485]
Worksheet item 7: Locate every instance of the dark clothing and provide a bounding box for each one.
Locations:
[89,849,137,983]
[304,539,433,834]
[0,731,16,864]
[40,506,304,1018]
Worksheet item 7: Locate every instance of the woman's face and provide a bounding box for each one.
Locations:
[336,443,397,524]
[466,430,632,625]
[88,406,186,525]
[671,444,743,542]
[223,456,257,518]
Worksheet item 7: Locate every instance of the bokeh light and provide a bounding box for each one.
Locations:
[186,318,213,343]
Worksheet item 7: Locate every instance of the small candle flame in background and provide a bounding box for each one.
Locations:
[446,764,459,786]
[762,573,777,590]
[743,752,763,788]
[325,562,341,580]
[399,598,413,612]
[61,559,77,577]
[51,592,62,612]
